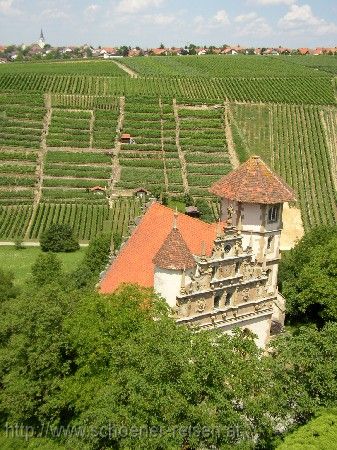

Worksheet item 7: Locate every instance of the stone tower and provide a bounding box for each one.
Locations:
[210,155,297,295]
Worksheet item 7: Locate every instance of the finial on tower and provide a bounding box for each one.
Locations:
[180,268,186,295]
[200,240,207,261]
[173,207,178,230]
[237,211,243,235]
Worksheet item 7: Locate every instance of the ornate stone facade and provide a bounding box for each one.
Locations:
[172,224,275,346]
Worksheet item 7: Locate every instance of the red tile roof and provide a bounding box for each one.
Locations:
[153,227,196,270]
[209,155,296,204]
[100,203,219,293]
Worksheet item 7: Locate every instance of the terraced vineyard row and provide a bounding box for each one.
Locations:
[0,73,334,105]
[42,94,121,201]
[0,92,45,201]
[117,96,184,194]
[0,198,143,242]
[176,104,231,197]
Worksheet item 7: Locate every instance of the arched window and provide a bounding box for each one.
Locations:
[268,205,279,223]
[214,292,222,309]
[225,291,232,306]
[267,236,273,251]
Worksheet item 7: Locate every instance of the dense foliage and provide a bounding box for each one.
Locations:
[0,269,19,301]
[0,229,337,448]
[279,225,337,325]
[40,223,79,253]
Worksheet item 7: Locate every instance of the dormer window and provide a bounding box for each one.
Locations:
[268,205,279,223]
[224,244,232,254]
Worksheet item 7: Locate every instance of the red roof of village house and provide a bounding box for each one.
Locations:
[153,226,196,270]
[209,155,296,204]
[100,203,219,293]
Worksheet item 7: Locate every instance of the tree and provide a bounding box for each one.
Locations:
[194,199,213,223]
[279,226,337,325]
[81,234,111,276]
[0,269,19,301]
[31,253,63,287]
[40,224,79,253]
[117,45,130,57]
[266,323,337,426]
[0,284,284,449]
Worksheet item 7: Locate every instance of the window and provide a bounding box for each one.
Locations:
[225,291,232,306]
[267,236,273,251]
[235,261,240,274]
[268,205,279,223]
[214,292,222,309]
[224,244,232,254]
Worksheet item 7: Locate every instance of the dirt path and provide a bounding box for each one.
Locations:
[173,99,189,194]
[280,203,304,251]
[25,93,52,239]
[159,98,169,192]
[224,102,240,169]
[109,96,125,206]
[112,60,138,78]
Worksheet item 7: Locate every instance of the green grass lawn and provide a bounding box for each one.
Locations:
[0,246,85,286]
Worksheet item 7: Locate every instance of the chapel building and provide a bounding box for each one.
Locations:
[100,156,296,348]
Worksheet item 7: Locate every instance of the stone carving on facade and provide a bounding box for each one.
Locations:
[241,261,255,280]
[227,205,234,225]
[197,299,206,313]
[198,265,212,290]
[242,288,250,302]
[234,240,243,256]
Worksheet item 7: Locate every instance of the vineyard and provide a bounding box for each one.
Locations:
[0,73,335,105]
[119,55,332,78]
[0,56,337,242]
[229,103,337,230]
[0,198,143,242]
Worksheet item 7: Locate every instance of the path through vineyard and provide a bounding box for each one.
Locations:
[173,99,189,194]
[112,60,138,78]
[159,98,169,192]
[224,101,239,169]
[25,93,52,239]
[109,96,125,204]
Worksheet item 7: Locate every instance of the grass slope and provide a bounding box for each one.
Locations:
[0,246,85,286]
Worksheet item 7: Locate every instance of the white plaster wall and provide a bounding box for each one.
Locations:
[154,267,192,308]
[218,314,271,349]
[243,315,271,349]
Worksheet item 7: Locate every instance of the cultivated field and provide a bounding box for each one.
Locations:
[0,55,336,240]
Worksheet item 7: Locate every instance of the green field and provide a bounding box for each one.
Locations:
[0,55,337,239]
[0,246,85,286]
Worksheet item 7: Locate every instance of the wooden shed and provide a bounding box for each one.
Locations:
[120,133,132,144]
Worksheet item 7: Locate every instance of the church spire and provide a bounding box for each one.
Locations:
[38,29,46,49]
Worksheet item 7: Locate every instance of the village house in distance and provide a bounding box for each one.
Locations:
[100,156,296,348]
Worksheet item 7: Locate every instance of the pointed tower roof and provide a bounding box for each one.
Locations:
[153,221,196,270]
[209,155,296,204]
